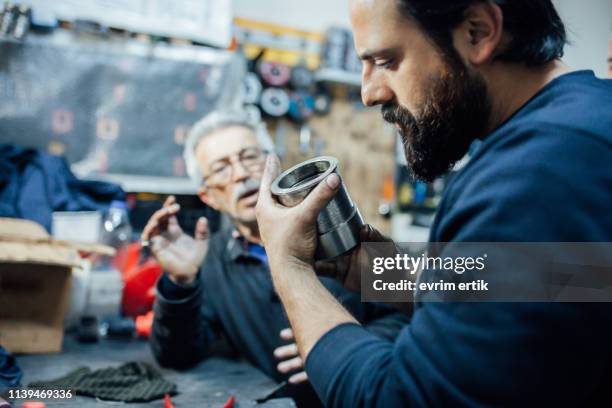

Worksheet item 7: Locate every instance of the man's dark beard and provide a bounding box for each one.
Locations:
[382,61,491,182]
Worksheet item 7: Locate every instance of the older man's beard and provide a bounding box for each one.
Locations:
[382,61,491,182]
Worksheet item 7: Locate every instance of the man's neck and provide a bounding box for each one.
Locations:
[235,221,262,245]
[484,60,572,134]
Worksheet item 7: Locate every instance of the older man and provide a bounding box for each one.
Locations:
[141,110,407,406]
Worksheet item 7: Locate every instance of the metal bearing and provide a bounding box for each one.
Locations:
[270,156,365,260]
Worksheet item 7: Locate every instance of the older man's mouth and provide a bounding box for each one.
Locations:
[239,188,260,206]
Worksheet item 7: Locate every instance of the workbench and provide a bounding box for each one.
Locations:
[14,335,295,407]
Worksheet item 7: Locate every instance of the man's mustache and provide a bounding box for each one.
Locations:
[381,103,400,124]
[231,178,260,207]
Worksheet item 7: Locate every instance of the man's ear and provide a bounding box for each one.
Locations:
[452,1,505,66]
[198,186,221,211]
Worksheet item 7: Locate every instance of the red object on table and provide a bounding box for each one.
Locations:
[22,402,46,408]
[120,242,162,317]
[135,310,154,338]
[164,394,175,408]
[222,395,235,408]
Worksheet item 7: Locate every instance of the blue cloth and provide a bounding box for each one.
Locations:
[306,71,612,406]
[0,144,124,232]
[0,345,21,391]
[247,243,268,266]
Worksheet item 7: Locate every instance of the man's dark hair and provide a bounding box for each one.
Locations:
[397,0,567,66]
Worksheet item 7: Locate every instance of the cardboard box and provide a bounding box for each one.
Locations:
[0,218,81,354]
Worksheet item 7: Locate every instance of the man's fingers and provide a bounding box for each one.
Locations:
[360,224,391,242]
[277,356,303,374]
[288,371,309,384]
[163,195,176,207]
[299,173,341,222]
[280,328,294,341]
[257,154,281,205]
[141,203,181,241]
[274,343,298,359]
[194,217,209,240]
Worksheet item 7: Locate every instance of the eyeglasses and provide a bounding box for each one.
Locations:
[202,147,266,187]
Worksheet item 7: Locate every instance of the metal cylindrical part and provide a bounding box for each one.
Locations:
[270,156,365,260]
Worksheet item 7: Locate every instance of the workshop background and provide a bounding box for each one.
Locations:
[0,0,610,406]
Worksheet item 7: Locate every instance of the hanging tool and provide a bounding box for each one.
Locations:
[298,124,312,154]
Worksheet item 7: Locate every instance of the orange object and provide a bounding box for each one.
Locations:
[222,395,235,408]
[164,394,175,408]
[135,310,155,338]
[382,173,395,202]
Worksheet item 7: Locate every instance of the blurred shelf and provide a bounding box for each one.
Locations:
[315,68,361,87]
[80,173,198,195]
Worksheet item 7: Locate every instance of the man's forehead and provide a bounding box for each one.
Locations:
[196,126,258,165]
[349,0,414,54]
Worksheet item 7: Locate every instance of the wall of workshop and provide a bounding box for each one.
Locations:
[234,0,612,77]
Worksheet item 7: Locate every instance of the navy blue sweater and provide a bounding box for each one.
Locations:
[305,71,612,407]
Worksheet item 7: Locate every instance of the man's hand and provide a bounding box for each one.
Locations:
[255,154,340,273]
[141,195,209,285]
[256,155,358,360]
[274,328,308,384]
[315,224,393,293]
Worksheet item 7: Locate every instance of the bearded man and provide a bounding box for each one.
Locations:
[255,0,612,406]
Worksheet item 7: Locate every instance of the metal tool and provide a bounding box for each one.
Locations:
[11,4,30,39]
[271,156,365,260]
[0,3,17,36]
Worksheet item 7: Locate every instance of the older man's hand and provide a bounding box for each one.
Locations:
[274,328,308,384]
[255,154,340,273]
[141,195,209,285]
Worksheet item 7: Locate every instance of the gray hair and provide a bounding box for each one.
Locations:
[184,109,275,184]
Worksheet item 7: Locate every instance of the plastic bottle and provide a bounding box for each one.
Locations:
[83,200,131,321]
[102,200,133,251]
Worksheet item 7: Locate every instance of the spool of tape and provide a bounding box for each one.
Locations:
[260,87,291,117]
[259,61,291,87]
[290,66,315,90]
[288,91,315,122]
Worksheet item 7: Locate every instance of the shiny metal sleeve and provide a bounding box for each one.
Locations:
[270,156,365,260]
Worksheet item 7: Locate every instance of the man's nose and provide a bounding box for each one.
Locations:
[231,160,250,182]
[361,72,394,107]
